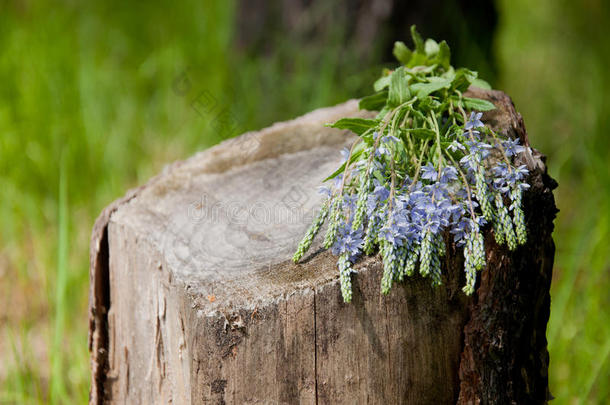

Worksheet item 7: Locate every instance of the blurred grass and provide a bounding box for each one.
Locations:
[0,1,378,403]
[0,0,608,403]
[50,153,68,402]
[497,0,610,402]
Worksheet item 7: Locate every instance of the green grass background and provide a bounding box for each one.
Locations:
[0,0,608,403]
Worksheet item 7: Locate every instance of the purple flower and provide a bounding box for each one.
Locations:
[400,174,413,190]
[462,130,481,140]
[492,163,530,193]
[374,135,398,157]
[332,224,364,257]
[449,202,466,222]
[332,174,343,189]
[366,195,378,216]
[450,218,470,244]
[465,140,492,159]
[426,181,449,200]
[448,140,466,152]
[502,138,526,157]
[377,145,390,156]
[465,112,484,131]
[378,226,395,244]
[439,166,458,184]
[373,158,386,172]
[379,215,410,247]
[420,163,438,181]
[459,153,478,172]
[382,135,399,144]
[318,186,332,197]
[343,194,358,211]
[373,180,390,202]
[514,165,529,181]
[492,162,510,178]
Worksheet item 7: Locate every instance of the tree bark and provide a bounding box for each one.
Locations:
[89,89,556,404]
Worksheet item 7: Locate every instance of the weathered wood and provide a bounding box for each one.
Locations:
[89,90,556,404]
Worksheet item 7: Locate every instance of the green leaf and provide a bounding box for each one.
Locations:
[405,65,437,77]
[405,104,426,120]
[359,90,388,111]
[392,106,409,126]
[410,25,425,53]
[375,106,391,121]
[436,40,451,70]
[442,66,455,81]
[393,41,412,65]
[328,117,379,135]
[394,138,407,156]
[409,77,451,98]
[451,68,478,92]
[372,169,385,184]
[416,96,441,113]
[406,53,430,68]
[373,75,391,92]
[471,78,492,90]
[403,127,436,140]
[462,97,496,111]
[424,39,439,56]
[388,67,410,107]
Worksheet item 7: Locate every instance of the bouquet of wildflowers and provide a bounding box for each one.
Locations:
[293,27,531,302]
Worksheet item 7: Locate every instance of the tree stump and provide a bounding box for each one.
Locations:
[88,88,556,404]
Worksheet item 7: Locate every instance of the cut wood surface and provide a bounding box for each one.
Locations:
[89,88,556,404]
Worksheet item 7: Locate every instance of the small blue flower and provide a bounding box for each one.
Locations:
[462,129,481,140]
[448,140,466,152]
[459,153,478,172]
[332,224,364,258]
[492,162,509,178]
[342,194,358,211]
[318,186,332,197]
[472,216,487,227]
[502,138,526,157]
[492,163,530,194]
[379,210,412,246]
[448,202,465,222]
[366,194,378,216]
[382,135,399,144]
[378,225,398,245]
[426,181,449,200]
[450,218,470,244]
[373,181,390,202]
[372,158,386,172]
[420,163,438,181]
[514,165,529,181]
[465,112,484,130]
[333,174,343,189]
[439,166,458,184]
[465,140,492,159]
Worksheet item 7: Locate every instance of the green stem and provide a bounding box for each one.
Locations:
[486,127,513,167]
[409,142,428,192]
[444,149,477,219]
[430,112,444,172]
